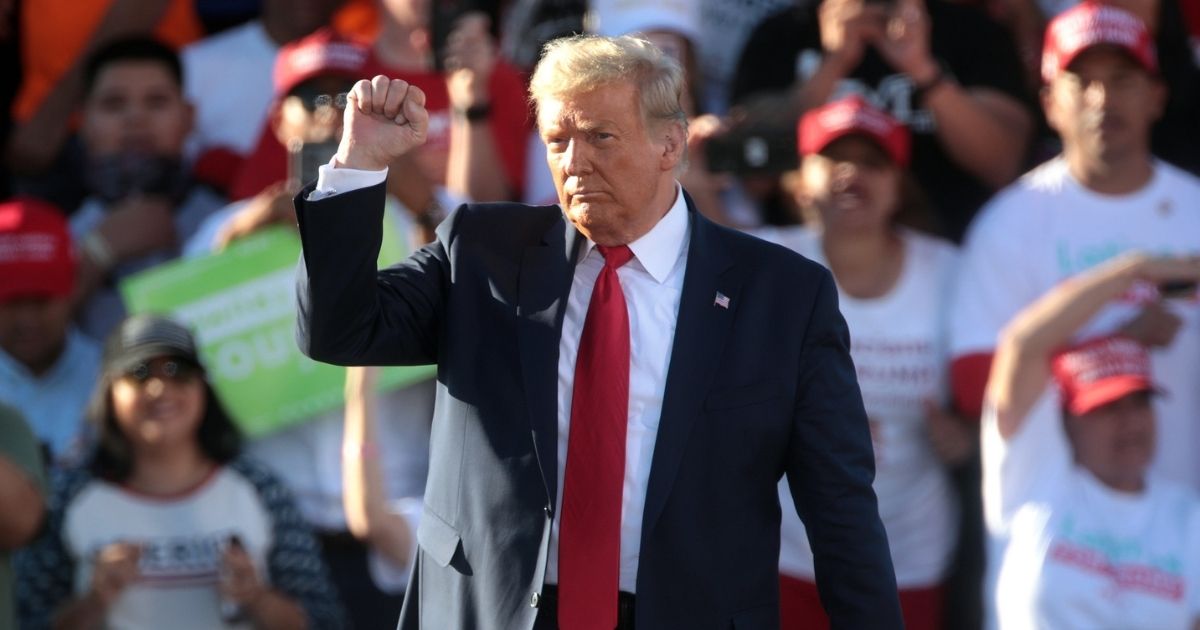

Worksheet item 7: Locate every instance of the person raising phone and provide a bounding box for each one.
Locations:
[983,252,1200,629]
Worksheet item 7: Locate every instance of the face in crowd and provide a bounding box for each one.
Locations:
[110,355,208,453]
[0,295,73,375]
[81,57,193,159]
[1064,390,1156,492]
[797,134,902,236]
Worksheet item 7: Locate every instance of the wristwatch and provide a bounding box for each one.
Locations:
[453,103,492,124]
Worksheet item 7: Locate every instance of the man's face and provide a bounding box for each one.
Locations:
[1065,391,1156,490]
[538,81,683,245]
[81,60,193,158]
[0,296,73,375]
[1044,46,1164,165]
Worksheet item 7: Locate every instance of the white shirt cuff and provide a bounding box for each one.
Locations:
[308,159,389,201]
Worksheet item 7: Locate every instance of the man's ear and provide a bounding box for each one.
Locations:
[659,120,686,171]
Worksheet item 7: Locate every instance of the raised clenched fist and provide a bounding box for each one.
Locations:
[334,75,430,172]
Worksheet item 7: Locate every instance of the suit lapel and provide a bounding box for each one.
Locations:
[517,214,581,510]
[641,201,741,542]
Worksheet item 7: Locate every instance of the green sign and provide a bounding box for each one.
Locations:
[120,212,435,437]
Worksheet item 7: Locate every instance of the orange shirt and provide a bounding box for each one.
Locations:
[13,0,203,122]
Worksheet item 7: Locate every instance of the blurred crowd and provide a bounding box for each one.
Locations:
[0,0,1199,628]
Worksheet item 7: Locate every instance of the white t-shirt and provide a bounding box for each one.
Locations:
[758,225,959,587]
[952,157,1200,490]
[63,468,271,629]
[17,460,343,629]
[182,20,278,160]
[983,389,1200,630]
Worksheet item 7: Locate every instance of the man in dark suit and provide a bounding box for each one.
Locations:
[295,34,901,630]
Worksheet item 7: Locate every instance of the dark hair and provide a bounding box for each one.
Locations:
[83,36,184,97]
[86,367,243,482]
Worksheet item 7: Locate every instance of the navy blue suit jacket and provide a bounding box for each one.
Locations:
[294,182,902,629]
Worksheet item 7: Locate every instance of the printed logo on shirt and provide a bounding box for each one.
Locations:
[86,529,237,587]
[1048,516,1185,601]
[796,50,937,134]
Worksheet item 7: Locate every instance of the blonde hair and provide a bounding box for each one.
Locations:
[529,34,686,134]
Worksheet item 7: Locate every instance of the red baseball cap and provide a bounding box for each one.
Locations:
[1042,2,1157,83]
[1052,335,1158,416]
[274,29,371,98]
[0,198,77,302]
[797,95,911,168]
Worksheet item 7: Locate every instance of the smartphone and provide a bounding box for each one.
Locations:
[703,127,798,175]
[288,139,340,188]
[1159,280,1198,299]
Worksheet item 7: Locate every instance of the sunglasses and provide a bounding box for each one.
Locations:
[291,91,349,112]
[120,359,201,385]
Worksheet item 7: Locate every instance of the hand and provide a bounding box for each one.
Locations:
[220,538,266,609]
[924,400,975,467]
[444,12,496,109]
[88,542,141,609]
[214,180,299,251]
[1124,252,1200,285]
[819,0,888,73]
[335,76,429,172]
[95,195,177,261]
[872,0,938,83]
[1119,301,1183,348]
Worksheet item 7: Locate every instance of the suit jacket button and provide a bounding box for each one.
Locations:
[530,592,541,608]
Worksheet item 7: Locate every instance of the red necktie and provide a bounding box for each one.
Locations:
[558,244,634,630]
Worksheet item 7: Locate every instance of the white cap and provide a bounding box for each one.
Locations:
[587,0,702,44]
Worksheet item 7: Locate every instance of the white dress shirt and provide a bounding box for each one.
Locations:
[314,165,691,593]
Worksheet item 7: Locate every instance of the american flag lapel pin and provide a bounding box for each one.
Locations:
[714,292,730,309]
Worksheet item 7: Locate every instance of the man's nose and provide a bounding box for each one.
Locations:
[562,139,591,176]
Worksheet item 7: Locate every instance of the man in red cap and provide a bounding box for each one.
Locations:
[0,198,102,465]
[950,2,1200,493]
[980,251,1200,628]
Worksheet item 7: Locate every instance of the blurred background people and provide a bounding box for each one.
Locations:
[0,198,101,466]
[728,0,1034,240]
[16,314,343,630]
[6,0,203,212]
[982,253,1200,629]
[183,0,344,196]
[950,1,1200,492]
[70,36,225,341]
[759,96,967,630]
[0,402,45,630]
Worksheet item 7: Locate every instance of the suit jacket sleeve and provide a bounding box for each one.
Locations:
[785,268,903,628]
[294,181,451,366]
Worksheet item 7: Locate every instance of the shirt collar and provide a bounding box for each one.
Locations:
[578,183,689,284]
